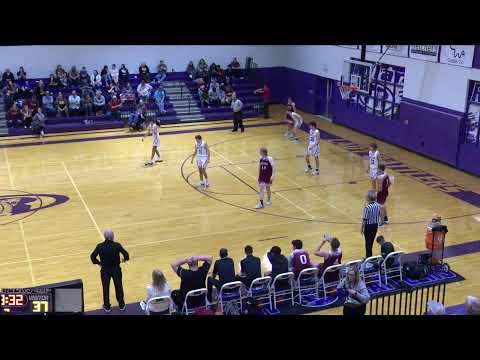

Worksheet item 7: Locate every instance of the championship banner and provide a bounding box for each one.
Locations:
[339,45,359,49]
[409,45,440,62]
[366,45,382,53]
[440,45,475,68]
[383,45,409,57]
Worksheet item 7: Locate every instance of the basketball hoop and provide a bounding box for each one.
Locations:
[338,84,356,100]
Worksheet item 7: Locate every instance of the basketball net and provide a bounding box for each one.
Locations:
[339,84,357,100]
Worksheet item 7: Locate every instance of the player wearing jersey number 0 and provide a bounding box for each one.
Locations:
[366,143,381,190]
[145,120,163,166]
[190,135,210,188]
[288,239,312,279]
[305,121,320,176]
[256,147,275,209]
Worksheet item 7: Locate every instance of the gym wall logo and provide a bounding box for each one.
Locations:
[0,190,69,225]
[440,45,475,68]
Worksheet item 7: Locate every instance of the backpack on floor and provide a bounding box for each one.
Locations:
[403,261,428,280]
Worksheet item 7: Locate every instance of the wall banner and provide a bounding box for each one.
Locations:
[409,45,440,62]
[383,45,409,57]
[440,45,475,68]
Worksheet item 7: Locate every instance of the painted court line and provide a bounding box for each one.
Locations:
[62,161,103,240]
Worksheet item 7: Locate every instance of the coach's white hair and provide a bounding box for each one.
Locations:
[104,229,114,242]
[367,190,377,202]
[465,296,480,315]
[427,300,446,315]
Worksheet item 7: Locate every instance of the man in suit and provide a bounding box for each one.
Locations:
[236,245,262,288]
[90,229,130,312]
[207,248,236,302]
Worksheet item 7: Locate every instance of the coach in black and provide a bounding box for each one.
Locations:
[361,191,381,258]
[90,229,130,312]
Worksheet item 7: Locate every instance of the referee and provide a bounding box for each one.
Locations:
[361,190,382,258]
[90,229,130,312]
[231,92,244,132]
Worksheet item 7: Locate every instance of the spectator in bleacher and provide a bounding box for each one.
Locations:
[288,239,313,279]
[42,91,56,117]
[91,70,102,89]
[79,66,90,86]
[198,84,209,108]
[254,84,271,118]
[34,80,46,103]
[216,64,226,84]
[2,68,15,86]
[110,64,119,85]
[6,104,22,127]
[54,64,65,78]
[208,85,220,107]
[139,62,151,83]
[227,57,241,78]
[101,65,112,85]
[170,255,212,311]
[128,100,147,131]
[208,62,218,82]
[55,65,68,88]
[32,107,46,138]
[16,66,27,86]
[198,58,208,74]
[118,64,130,86]
[236,245,262,288]
[55,92,69,117]
[209,78,219,93]
[155,60,167,83]
[427,300,446,315]
[337,267,370,315]
[13,85,28,105]
[315,235,342,277]
[3,79,17,95]
[109,95,123,119]
[26,95,39,116]
[207,248,236,303]
[266,246,289,281]
[466,296,480,315]
[154,85,167,114]
[120,82,136,105]
[68,66,80,87]
[224,84,234,104]
[68,90,82,117]
[141,269,174,314]
[186,61,196,80]
[4,89,15,112]
[106,81,118,98]
[137,80,153,103]
[376,235,395,267]
[80,81,95,100]
[93,90,106,116]
[82,93,94,116]
[218,86,226,105]
[47,74,60,91]
[21,103,33,128]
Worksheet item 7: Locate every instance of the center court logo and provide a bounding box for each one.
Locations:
[0,190,69,225]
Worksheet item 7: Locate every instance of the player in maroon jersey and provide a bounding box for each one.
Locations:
[376,163,391,226]
[288,239,312,279]
[256,147,275,209]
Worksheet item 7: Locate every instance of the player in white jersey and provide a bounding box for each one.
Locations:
[287,112,303,142]
[144,119,163,166]
[305,121,320,176]
[190,135,210,187]
[366,143,380,189]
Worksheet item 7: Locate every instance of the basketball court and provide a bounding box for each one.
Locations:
[1,105,479,313]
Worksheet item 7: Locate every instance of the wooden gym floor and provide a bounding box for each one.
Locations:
[0,105,479,314]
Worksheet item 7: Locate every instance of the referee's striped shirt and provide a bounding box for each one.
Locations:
[363,202,381,225]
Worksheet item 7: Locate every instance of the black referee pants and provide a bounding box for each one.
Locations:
[232,111,244,131]
[364,224,378,258]
[101,267,125,309]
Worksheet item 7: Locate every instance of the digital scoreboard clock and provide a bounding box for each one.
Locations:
[0,288,52,314]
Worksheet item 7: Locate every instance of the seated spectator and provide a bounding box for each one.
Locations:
[207,248,236,302]
[128,100,147,131]
[108,95,123,119]
[32,107,46,138]
[47,74,61,90]
[100,65,112,85]
[197,58,208,75]
[208,86,220,107]
[21,104,33,128]
[427,300,445,315]
[106,81,118,98]
[6,104,22,127]
[56,66,68,88]
[79,66,90,86]
[154,85,167,114]
[16,66,27,86]
[137,80,152,103]
[56,92,69,117]
[337,267,370,315]
[315,235,342,277]
[198,85,209,108]
[236,245,261,288]
[118,64,130,86]
[4,89,15,112]
[13,85,29,106]
[138,62,151,83]
[110,64,119,84]
[3,79,17,95]
[466,296,480,315]
[170,255,212,311]
[2,68,15,86]
[26,96,39,115]
[155,60,167,83]
[91,70,102,89]
[288,239,313,279]
[218,86,226,105]
[34,80,46,103]
[93,91,106,115]
[55,64,65,78]
[80,82,95,100]
[227,57,241,78]
[216,64,226,84]
[120,82,136,104]
[376,235,395,267]
[68,90,82,116]
[68,66,80,86]
[186,61,196,80]
[82,93,94,116]
[225,84,234,104]
[140,269,173,314]
[42,91,56,117]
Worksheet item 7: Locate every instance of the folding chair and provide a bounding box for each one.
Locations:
[320,264,344,299]
[382,251,405,285]
[144,296,173,315]
[296,267,319,305]
[360,255,383,287]
[248,276,272,310]
[182,288,208,315]
[271,272,295,309]
[219,281,244,314]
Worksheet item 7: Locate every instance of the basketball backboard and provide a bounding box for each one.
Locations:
[341,59,374,93]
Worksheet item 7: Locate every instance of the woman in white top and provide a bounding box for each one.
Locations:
[110,64,119,84]
[145,119,163,166]
[143,269,173,314]
[91,70,102,88]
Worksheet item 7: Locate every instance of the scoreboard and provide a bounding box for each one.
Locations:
[1,288,53,314]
